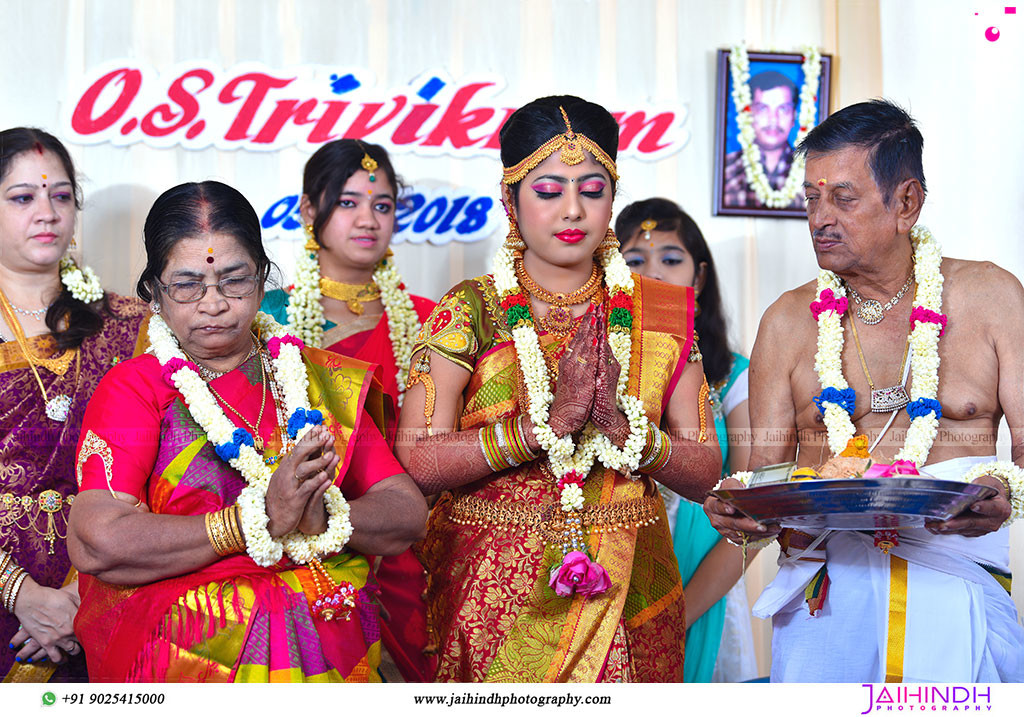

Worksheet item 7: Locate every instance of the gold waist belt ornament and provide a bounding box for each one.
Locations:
[446,493,660,548]
[0,491,74,555]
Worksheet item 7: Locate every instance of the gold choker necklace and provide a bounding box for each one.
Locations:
[319,277,381,316]
[514,259,602,335]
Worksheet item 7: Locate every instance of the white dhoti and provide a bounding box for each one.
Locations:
[752,455,1024,683]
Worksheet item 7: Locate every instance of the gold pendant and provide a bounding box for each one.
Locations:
[543,306,575,335]
[346,299,364,316]
[253,434,265,452]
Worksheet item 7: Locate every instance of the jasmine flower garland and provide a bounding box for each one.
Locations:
[286,245,421,405]
[960,461,1024,527]
[811,225,946,465]
[493,240,650,510]
[147,311,352,567]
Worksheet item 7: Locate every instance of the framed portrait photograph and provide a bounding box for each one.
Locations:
[713,48,832,218]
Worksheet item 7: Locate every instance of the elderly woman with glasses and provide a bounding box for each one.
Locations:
[66,181,427,682]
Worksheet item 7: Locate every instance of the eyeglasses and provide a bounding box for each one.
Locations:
[155,275,260,304]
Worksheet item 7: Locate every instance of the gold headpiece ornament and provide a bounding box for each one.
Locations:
[358,142,379,183]
[640,219,657,246]
[501,106,619,185]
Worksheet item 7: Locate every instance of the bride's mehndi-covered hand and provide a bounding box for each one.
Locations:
[590,314,630,446]
[265,427,336,538]
[548,315,599,438]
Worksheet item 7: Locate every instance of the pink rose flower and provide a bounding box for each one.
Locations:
[548,551,611,598]
[864,459,920,478]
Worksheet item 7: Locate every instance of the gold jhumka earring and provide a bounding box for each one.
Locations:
[303,223,319,253]
[598,227,619,252]
[501,200,526,253]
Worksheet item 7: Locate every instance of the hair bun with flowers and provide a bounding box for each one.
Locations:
[60,255,104,303]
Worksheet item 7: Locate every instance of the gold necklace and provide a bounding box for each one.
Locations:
[261,350,294,465]
[514,259,602,335]
[319,276,381,315]
[846,273,914,325]
[185,336,269,452]
[0,286,80,421]
[848,316,911,413]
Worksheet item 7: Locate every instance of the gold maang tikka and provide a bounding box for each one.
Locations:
[359,144,379,183]
[640,219,657,247]
[501,106,619,185]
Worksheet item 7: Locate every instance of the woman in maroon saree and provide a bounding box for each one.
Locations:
[0,127,146,682]
[262,140,434,681]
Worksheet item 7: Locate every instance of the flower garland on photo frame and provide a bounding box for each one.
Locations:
[147,311,352,567]
[728,44,822,208]
[812,225,945,465]
[286,242,421,405]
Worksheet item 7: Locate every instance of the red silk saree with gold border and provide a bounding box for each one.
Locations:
[74,347,401,682]
[416,275,695,682]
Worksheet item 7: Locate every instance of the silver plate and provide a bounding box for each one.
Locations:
[711,477,996,530]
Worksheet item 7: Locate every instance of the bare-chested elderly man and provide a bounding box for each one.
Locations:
[705,99,1024,683]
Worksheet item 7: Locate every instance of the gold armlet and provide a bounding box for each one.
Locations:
[698,376,710,443]
[407,351,437,436]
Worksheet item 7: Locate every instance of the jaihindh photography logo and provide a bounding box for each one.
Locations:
[860,685,994,713]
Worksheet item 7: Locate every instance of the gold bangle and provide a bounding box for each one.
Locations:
[217,508,240,556]
[0,560,20,594]
[204,511,221,555]
[9,571,29,612]
[225,506,246,554]
[230,505,249,554]
[0,554,15,586]
[205,510,233,557]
